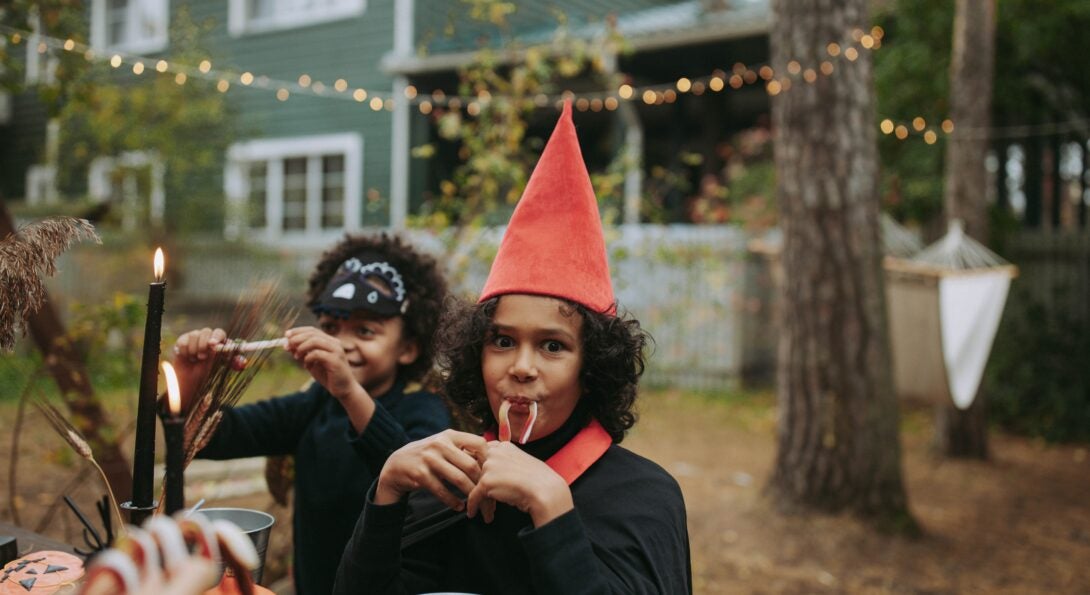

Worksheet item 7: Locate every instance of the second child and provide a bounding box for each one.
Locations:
[172,233,452,595]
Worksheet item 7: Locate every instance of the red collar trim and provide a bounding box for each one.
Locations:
[484,419,612,485]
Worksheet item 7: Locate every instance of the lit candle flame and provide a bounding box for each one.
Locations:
[162,361,181,415]
[154,248,165,282]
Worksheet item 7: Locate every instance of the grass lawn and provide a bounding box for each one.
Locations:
[2,358,1088,593]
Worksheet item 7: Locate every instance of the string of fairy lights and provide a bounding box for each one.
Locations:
[3,22,965,143]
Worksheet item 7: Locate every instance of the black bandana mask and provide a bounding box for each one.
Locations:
[312,255,409,319]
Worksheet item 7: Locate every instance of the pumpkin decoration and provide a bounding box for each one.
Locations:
[0,551,83,595]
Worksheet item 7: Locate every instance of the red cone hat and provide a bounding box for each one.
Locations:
[479,100,615,314]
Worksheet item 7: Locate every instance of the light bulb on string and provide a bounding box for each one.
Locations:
[353,89,367,102]
[156,60,168,73]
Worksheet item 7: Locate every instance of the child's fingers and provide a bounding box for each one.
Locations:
[415,471,468,512]
[292,334,342,359]
[446,431,489,458]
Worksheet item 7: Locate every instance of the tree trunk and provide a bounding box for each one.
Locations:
[767,0,913,527]
[937,0,996,459]
[0,201,133,503]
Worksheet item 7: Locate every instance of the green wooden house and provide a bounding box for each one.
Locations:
[2,0,771,244]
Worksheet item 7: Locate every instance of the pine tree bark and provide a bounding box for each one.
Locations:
[768,0,912,524]
[0,201,133,503]
[936,0,996,459]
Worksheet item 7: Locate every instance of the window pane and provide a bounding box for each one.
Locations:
[108,0,128,45]
[283,157,307,230]
[248,162,267,228]
[321,155,345,228]
[249,0,274,20]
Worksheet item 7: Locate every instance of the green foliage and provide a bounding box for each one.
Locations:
[872,0,1090,227]
[54,8,236,234]
[985,291,1090,443]
[872,0,952,225]
[409,2,625,229]
[681,127,776,228]
[1,1,92,116]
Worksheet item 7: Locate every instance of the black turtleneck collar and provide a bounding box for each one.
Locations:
[519,402,592,462]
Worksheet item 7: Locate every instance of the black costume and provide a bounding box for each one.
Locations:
[198,380,451,595]
[333,409,692,594]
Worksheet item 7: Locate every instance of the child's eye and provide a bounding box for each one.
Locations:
[543,340,565,353]
[356,326,376,338]
[492,335,514,348]
[320,322,338,334]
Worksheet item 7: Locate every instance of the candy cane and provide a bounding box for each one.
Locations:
[498,400,512,442]
[518,402,538,445]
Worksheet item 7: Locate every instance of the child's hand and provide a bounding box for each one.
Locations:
[285,326,358,401]
[171,328,226,410]
[465,441,573,527]
[375,430,488,510]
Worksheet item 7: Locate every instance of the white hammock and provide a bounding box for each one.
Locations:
[884,220,1018,409]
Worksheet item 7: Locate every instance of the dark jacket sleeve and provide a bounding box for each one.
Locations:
[519,455,693,594]
[347,391,451,475]
[196,384,323,460]
[333,483,448,595]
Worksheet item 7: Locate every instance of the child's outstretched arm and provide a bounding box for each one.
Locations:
[284,326,375,433]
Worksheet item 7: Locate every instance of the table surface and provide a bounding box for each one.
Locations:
[0,521,77,559]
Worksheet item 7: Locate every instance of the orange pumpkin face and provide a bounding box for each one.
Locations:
[0,551,83,594]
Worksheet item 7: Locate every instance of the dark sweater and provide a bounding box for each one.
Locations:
[198,380,451,595]
[333,412,692,594]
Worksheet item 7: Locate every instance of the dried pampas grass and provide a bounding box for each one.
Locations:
[183,284,298,464]
[34,394,126,535]
[0,217,100,351]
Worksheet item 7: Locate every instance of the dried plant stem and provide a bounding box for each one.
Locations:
[7,366,41,526]
[89,455,126,533]
[34,394,127,537]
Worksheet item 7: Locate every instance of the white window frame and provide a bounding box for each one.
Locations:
[88,151,166,228]
[26,11,59,86]
[224,133,363,243]
[90,0,169,55]
[26,165,59,205]
[228,0,366,37]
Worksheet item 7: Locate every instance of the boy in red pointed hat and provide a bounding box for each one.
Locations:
[334,102,692,594]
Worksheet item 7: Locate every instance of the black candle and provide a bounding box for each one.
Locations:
[130,248,165,525]
[161,361,186,516]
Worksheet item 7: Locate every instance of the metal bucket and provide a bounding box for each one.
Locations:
[199,507,275,584]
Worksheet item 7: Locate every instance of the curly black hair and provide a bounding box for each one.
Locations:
[307,233,449,383]
[438,295,651,443]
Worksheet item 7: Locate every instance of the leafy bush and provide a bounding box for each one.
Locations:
[985,292,1090,443]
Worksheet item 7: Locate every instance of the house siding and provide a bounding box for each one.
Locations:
[1,91,49,201]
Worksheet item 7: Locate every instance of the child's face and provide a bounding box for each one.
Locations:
[317,312,418,397]
[482,294,584,442]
